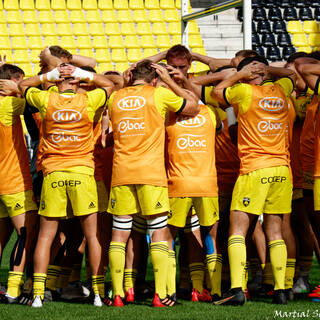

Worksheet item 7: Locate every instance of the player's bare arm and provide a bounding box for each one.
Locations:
[295,57,320,91]
[191,51,231,72]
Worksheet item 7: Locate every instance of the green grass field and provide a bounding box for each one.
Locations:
[1,234,320,320]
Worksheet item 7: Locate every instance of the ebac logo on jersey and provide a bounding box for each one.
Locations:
[176,114,206,128]
[259,97,284,112]
[117,96,146,111]
[52,110,82,123]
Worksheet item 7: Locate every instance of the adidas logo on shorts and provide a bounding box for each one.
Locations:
[88,202,96,209]
[14,203,23,210]
[155,202,162,209]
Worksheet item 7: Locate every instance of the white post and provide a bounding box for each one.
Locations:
[181,0,189,48]
[243,0,252,49]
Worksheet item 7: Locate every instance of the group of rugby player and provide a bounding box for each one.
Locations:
[0,43,320,309]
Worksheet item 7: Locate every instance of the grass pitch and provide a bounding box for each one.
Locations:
[1,234,320,320]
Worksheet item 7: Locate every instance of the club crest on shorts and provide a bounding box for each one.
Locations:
[243,197,250,207]
[111,199,116,208]
[41,200,45,210]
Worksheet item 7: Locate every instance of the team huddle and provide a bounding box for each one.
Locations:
[1,43,320,309]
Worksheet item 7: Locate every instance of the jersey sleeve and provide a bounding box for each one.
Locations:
[86,88,108,112]
[107,91,116,119]
[275,77,294,98]
[11,97,26,116]
[224,83,253,115]
[154,86,185,118]
[206,105,217,128]
[201,85,219,107]
[25,87,50,117]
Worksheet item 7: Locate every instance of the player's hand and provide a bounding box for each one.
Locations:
[123,64,135,87]
[151,63,171,83]
[58,63,75,78]
[165,65,186,84]
[0,79,19,96]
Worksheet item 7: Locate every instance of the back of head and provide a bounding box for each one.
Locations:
[237,55,269,71]
[0,63,24,80]
[49,45,73,61]
[235,49,259,58]
[287,51,308,63]
[131,59,157,83]
[166,44,192,64]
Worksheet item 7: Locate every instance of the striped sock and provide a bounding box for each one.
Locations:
[150,242,169,300]
[69,264,81,283]
[285,258,296,289]
[33,273,47,300]
[124,269,138,292]
[109,241,126,297]
[46,265,61,291]
[242,261,249,291]
[206,253,222,296]
[56,267,72,289]
[166,250,176,296]
[228,235,246,289]
[189,262,204,292]
[263,262,274,286]
[269,240,287,290]
[92,275,105,298]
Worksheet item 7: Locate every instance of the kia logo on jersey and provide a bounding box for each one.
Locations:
[259,97,284,112]
[176,114,206,128]
[52,110,82,123]
[118,96,146,111]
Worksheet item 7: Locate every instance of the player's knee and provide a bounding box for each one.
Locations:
[112,216,133,232]
[147,216,167,238]
[184,215,200,234]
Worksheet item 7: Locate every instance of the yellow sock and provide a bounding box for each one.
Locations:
[285,258,296,289]
[261,263,265,271]
[206,253,222,296]
[56,267,72,289]
[150,242,169,299]
[269,240,287,290]
[228,235,246,289]
[92,275,105,298]
[33,273,47,299]
[263,262,274,286]
[124,268,138,292]
[242,261,249,291]
[189,262,204,292]
[298,256,313,277]
[109,241,126,297]
[46,265,61,291]
[166,250,176,296]
[7,271,24,298]
[69,264,81,283]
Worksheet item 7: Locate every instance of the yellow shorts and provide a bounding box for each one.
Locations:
[39,171,98,218]
[96,180,108,213]
[303,171,314,190]
[293,188,303,201]
[0,190,37,218]
[231,166,292,215]
[313,178,320,211]
[108,185,169,216]
[168,197,219,228]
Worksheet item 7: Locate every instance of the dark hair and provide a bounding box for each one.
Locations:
[49,45,73,61]
[308,51,320,61]
[166,44,192,64]
[0,64,24,80]
[131,59,157,83]
[237,56,269,71]
[235,49,258,58]
[214,65,234,73]
[79,65,97,73]
[287,51,308,63]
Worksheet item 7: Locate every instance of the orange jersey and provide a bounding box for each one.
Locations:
[300,95,318,173]
[166,105,218,197]
[225,80,292,174]
[215,109,240,193]
[108,85,184,187]
[0,96,32,195]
